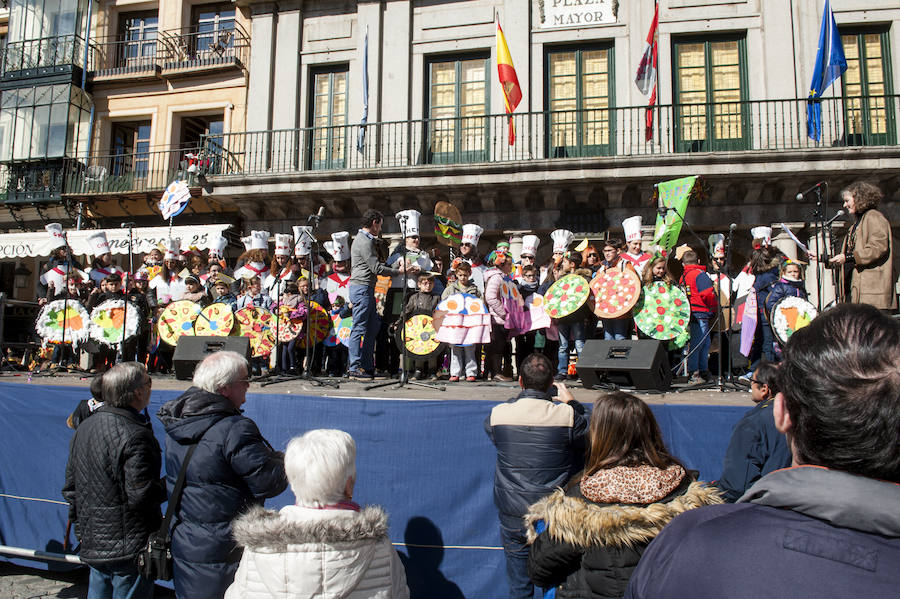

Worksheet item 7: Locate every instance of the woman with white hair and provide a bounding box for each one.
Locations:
[226,429,409,599]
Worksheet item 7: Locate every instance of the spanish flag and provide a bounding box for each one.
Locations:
[496,19,522,145]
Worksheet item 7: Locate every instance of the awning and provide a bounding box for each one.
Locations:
[0,224,232,259]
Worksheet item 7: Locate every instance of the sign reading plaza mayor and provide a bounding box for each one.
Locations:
[541,0,618,28]
[0,224,231,259]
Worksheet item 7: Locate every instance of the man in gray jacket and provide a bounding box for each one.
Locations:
[348,209,401,380]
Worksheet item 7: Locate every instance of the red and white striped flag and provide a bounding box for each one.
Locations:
[635,1,659,142]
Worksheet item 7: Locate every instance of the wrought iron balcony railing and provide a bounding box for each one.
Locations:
[88,35,159,77]
[87,23,249,79]
[1,35,86,80]
[158,23,249,72]
[61,146,204,197]
[200,95,900,178]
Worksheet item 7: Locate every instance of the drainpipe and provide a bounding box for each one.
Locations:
[81,0,95,176]
[80,0,93,90]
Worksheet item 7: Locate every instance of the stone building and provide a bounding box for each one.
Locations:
[1,0,898,296]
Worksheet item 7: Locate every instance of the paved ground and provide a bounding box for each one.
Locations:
[3,369,753,406]
[0,561,174,598]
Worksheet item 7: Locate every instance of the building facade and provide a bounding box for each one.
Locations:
[1,0,898,296]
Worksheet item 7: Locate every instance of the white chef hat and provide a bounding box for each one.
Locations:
[622,216,643,243]
[208,235,228,258]
[550,229,574,253]
[241,235,253,252]
[708,234,726,258]
[461,224,483,246]
[274,233,293,257]
[292,226,312,257]
[164,238,182,261]
[45,223,66,250]
[396,209,422,238]
[326,231,351,262]
[86,231,111,256]
[250,230,270,251]
[750,226,772,246]
[520,234,539,257]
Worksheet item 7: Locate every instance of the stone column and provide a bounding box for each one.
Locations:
[246,3,277,133]
[271,1,302,131]
[505,230,530,261]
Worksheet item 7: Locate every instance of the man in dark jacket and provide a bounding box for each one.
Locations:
[485,352,588,599]
[63,362,165,598]
[157,351,287,599]
[716,360,791,502]
[626,304,900,599]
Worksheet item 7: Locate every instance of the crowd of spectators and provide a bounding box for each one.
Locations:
[63,302,899,598]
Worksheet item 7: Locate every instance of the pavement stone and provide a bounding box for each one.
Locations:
[0,562,174,598]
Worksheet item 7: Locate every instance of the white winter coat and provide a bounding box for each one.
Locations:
[225,504,409,599]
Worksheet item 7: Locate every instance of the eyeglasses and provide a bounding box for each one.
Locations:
[587,253,599,258]
[749,379,762,386]
[409,235,419,239]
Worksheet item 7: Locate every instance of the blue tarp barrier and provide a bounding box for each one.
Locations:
[0,382,747,598]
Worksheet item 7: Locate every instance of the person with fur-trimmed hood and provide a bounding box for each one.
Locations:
[526,391,722,599]
[226,429,409,599]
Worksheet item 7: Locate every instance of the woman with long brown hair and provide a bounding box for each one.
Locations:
[525,392,721,599]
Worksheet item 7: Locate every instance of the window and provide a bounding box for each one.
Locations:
[673,36,748,152]
[111,121,151,177]
[426,56,489,164]
[546,45,614,157]
[309,68,348,170]
[192,4,235,60]
[5,0,87,73]
[841,29,894,146]
[0,84,90,161]
[118,11,157,69]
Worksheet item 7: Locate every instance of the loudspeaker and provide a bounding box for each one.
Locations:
[576,339,672,391]
[173,336,252,381]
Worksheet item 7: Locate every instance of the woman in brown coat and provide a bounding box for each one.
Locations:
[829,181,896,311]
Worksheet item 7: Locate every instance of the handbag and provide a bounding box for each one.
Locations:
[138,443,198,581]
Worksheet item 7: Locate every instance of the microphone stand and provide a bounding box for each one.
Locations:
[118,222,135,363]
[807,183,828,313]
[657,204,743,394]
[366,217,444,392]
[262,217,339,388]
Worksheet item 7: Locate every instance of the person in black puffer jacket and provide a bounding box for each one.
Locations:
[62,362,165,597]
[525,392,722,599]
[157,351,287,599]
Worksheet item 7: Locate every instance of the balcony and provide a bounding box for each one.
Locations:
[2,159,67,204]
[61,146,204,199]
[88,35,160,81]
[202,95,900,179]
[87,24,249,82]
[1,35,86,83]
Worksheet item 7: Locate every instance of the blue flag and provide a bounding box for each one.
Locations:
[806,0,847,141]
[357,29,369,153]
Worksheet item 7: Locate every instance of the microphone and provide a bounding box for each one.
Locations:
[308,206,326,224]
[825,209,845,226]
[729,223,737,231]
[121,222,135,228]
[796,182,826,201]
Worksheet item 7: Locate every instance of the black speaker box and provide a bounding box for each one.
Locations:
[576,339,672,391]
[173,336,252,381]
